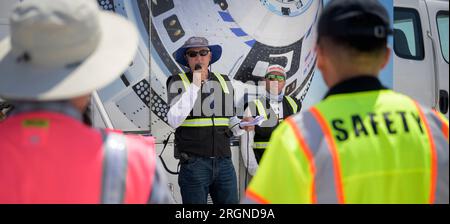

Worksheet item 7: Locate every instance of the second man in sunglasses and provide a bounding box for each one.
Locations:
[166,36,253,204]
[240,65,302,178]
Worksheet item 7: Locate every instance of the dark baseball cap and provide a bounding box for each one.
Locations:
[318,0,393,40]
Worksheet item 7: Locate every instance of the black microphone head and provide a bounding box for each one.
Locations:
[194,64,202,71]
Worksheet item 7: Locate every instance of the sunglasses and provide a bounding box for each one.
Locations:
[265,74,286,81]
[186,49,210,58]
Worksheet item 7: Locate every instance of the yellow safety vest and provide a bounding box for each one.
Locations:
[253,96,299,149]
[178,72,230,127]
[246,90,449,204]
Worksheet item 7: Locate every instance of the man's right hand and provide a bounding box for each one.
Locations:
[241,117,255,132]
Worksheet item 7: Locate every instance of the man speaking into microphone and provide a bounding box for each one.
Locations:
[167,36,253,204]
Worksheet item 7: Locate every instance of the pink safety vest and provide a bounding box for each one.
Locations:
[0,111,156,204]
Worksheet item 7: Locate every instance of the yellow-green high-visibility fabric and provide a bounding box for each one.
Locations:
[253,142,269,149]
[180,118,230,127]
[178,73,190,90]
[285,96,299,113]
[177,73,229,94]
[314,90,434,203]
[212,73,230,94]
[247,120,315,204]
[253,96,298,121]
[246,90,448,204]
[254,99,268,120]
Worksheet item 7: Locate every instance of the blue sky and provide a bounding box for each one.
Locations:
[303,0,394,109]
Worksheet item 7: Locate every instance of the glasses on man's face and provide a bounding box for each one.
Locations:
[186,49,210,58]
[266,74,286,81]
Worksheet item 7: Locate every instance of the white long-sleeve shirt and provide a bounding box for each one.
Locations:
[240,97,285,176]
[167,83,200,129]
[240,108,258,176]
[167,82,245,137]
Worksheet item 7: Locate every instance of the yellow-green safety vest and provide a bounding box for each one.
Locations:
[253,96,299,149]
[246,90,449,204]
[178,72,230,127]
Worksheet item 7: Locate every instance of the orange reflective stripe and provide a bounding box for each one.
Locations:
[414,103,437,204]
[432,110,449,140]
[286,117,317,204]
[245,188,270,204]
[310,107,345,204]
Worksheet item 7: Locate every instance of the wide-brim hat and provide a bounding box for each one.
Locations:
[0,0,138,101]
[175,36,222,67]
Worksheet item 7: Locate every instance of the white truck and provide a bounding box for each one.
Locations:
[394,0,449,118]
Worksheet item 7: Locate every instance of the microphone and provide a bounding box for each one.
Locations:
[193,64,203,87]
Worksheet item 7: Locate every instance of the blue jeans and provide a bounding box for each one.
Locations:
[178,155,238,204]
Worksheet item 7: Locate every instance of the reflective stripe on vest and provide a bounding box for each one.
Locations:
[425,110,449,204]
[254,142,269,149]
[101,131,128,204]
[413,102,438,204]
[180,118,230,127]
[254,97,298,120]
[245,189,270,204]
[286,109,344,204]
[177,72,229,94]
[178,73,190,90]
[213,72,230,94]
[286,116,318,203]
[285,96,299,113]
[432,110,449,141]
[254,100,268,120]
[309,107,345,204]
